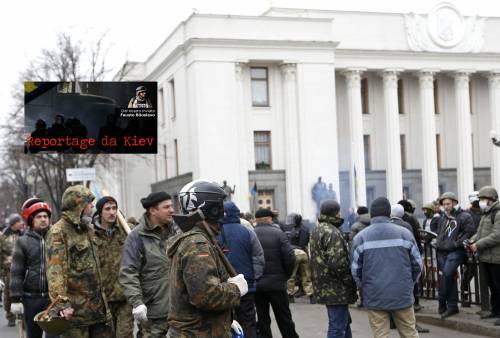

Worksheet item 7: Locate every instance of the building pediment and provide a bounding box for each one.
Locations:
[405,2,485,53]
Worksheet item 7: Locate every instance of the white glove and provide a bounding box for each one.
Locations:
[11,302,24,315]
[228,274,248,297]
[0,279,4,291]
[132,304,148,322]
[231,320,243,335]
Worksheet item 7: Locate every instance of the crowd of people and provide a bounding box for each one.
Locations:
[0,180,499,338]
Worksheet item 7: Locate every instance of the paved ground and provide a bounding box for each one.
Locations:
[0,298,490,337]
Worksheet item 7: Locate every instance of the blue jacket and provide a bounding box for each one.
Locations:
[351,216,422,310]
[218,202,265,292]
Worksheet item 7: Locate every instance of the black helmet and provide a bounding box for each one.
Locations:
[286,213,302,227]
[136,86,146,94]
[178,180,226,223]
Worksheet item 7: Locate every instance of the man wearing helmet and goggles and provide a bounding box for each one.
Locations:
[167,179,247,338]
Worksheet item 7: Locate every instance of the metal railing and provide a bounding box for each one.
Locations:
[418,230,490,310]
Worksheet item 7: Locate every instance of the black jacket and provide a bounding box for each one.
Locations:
[254,223,295,291]
[9,229,49,302]
[436,208,475,253]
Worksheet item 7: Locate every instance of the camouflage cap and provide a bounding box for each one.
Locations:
[61,185,95,225]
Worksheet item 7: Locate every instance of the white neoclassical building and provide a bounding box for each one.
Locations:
[109,4,500,221]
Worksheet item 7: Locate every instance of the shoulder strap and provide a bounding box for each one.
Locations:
[491,209,499,224]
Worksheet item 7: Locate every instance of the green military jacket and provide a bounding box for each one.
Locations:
[0,227,21,279]
[93,217,128,303]
[167,222,240,338]
[310,215,357,305]
[119,213,179,319]
[45,186,108,327]
[472,201,500,264]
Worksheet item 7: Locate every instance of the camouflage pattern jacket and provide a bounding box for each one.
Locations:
[93,216,128,303]
[167,222,240,338]
[310,215,357,305]
[0,227,22,279]
[45,186,108,327]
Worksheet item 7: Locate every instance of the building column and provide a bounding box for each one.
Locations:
[380,69,403,203]
[233,62,250,211]
[418,70,440,203]
[454,71,475,206]
[488,72,500,188]
[342,69,367,207]
[281,63,303,213]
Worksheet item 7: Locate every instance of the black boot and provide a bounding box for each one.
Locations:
[441,308,459,319]
[438,301,447,315]
[7,318,15,327]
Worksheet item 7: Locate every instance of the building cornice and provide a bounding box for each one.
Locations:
[144,38,339,80]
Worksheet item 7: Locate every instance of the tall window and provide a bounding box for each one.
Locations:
[398,79,405,114]
[158,87,165,127]
[403,186,410,199]
[434,79,439,114]
[169,79,176,119]
[400,134,407,170]
[254,131,272,169]
[361,78,369,114]
[363,134,372,170]
[251,67,269,107]
[367,186,375,207]
[436,134,441,169]
[174,139,179,176]
[163,144,168,178]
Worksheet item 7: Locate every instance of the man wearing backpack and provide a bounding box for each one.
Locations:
[467,186,500,326]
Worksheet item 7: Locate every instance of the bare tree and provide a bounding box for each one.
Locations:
[0,30,122,218]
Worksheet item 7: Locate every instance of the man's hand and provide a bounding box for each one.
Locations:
[132,304,148,323]
[11,303,23,315]
[228,274,248,297]
[470,243,477,253]
[60,307,74,320]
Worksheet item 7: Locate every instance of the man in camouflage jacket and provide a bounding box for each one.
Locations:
[167,179,247,338]
[0,213,24,326]
[46,185,112,338]
[167,220,243,338]
[310,200,357,338]
[92,196,133,338]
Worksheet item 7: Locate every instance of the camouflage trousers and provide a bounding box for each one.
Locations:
[62,322,113,338]
[3,274,14,321]
[287,249,314,297]
[140,317,169,338]
[108,300,134,338]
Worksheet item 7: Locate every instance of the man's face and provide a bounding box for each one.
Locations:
[139,91,146,97]
[11,220,24,231]
[32,211,50,231]
[442,199,455,214]
[150,199,174,225]
[101,201,117,224]
[82,202,94,217]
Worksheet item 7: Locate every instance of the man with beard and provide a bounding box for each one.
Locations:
[435,192,475,318]
[92,196,133,338]
[45,185,112,337]
[120,192,179,338]
[128,86,153,108]
[10,198,57,338]
[167,180,247,338]
[0,213,24,327]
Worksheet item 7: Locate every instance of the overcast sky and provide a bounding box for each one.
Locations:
[1,0,500,123]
